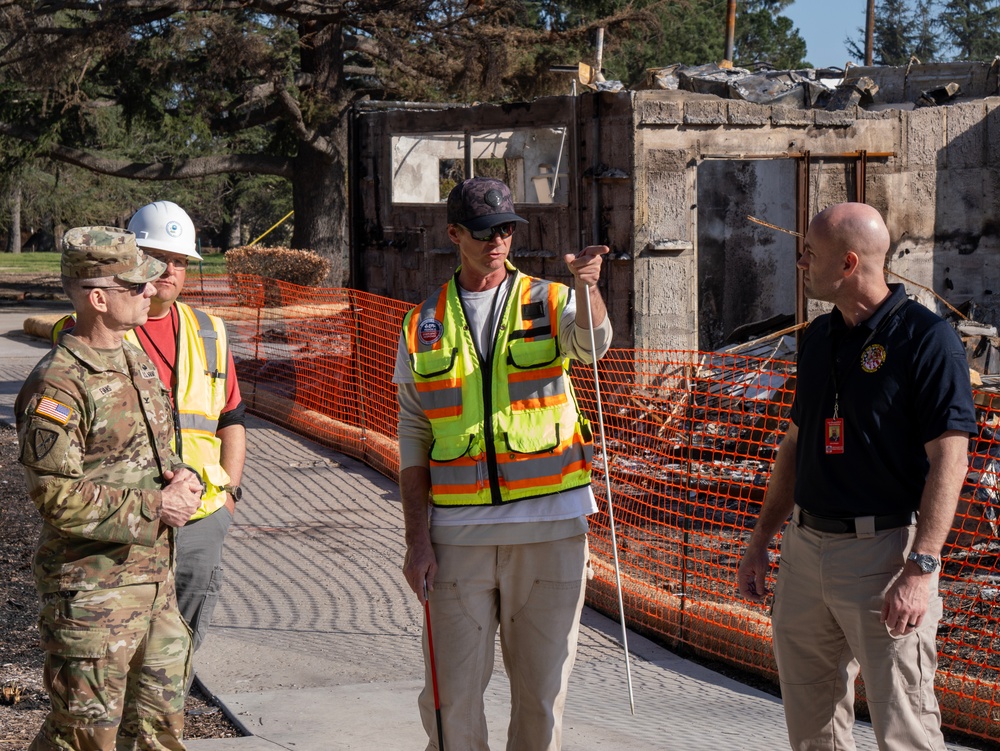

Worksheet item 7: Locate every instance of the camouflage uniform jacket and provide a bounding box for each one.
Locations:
[16,333,191,594]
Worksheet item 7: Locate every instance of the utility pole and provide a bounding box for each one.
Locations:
[723,0,737,67]
[865,0,875,65]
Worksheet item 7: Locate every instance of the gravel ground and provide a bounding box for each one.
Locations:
[0,424,243,745]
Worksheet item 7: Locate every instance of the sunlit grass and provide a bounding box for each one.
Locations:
[0,251,228,275]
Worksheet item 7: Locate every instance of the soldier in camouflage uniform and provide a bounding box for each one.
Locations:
[16,227,205,751]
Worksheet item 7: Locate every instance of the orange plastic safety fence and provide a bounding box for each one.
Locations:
[184,274,409,477]
[183,275,1000,744]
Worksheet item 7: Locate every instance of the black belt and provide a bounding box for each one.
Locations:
[798,508,916,534]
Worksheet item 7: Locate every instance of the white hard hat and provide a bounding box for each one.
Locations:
[127,200,202,260]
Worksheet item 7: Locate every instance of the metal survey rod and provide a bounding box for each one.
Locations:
[424,580,445,750]
[580,269,635,715]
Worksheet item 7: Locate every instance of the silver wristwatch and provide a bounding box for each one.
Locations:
[907,551,940,574]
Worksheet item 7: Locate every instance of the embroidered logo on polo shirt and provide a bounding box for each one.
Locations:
[418,319,444,345]
[861,344,887,373]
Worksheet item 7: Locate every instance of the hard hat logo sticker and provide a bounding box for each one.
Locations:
[166,221,183,238]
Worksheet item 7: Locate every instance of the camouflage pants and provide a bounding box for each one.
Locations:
[29,577,192,751]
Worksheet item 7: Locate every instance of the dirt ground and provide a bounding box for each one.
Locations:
[0,423,243,744]
[0,272,64,301]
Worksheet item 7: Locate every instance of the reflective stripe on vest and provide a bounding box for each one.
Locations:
[126,302,231,520]
[403,265,592,506]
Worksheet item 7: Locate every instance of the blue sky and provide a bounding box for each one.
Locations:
[785,1,869,69]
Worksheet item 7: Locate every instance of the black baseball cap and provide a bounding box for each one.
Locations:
[446,178,528,232]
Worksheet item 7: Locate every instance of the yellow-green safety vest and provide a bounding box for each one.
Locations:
[125,302,231,521]
[403,264,593,506]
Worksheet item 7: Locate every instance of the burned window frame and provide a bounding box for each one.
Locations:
[390,127,571,207]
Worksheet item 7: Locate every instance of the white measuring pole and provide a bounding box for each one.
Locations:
[581,283,635,715]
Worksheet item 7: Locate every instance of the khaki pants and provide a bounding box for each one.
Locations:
[31,577,192,751]
[420,535,588,751]
[772,514,945,751]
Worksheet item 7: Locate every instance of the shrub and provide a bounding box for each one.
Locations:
[225,246,331,287]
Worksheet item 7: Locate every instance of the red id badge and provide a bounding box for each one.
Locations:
[825,418,844,454]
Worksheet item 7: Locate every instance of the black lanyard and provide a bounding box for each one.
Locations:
[830,295,908,419]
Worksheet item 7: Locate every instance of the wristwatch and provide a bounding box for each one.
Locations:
[907,551,940,573]
[224,485,243,502]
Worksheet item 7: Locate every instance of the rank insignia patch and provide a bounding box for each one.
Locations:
[861,344,887,373]
[33,428,58,461]
[34,397,73,425]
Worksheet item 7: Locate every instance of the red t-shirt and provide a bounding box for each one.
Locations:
[134,307,242,413]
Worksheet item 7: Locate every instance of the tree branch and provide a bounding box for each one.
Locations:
[0,122,294,179]
[271,82,336,157]
[346,34,426,81]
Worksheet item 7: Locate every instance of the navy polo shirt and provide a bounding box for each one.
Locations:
[790,283,977,517]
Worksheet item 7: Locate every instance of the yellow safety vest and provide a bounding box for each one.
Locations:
[403,264,593,506]
[126,302,231,521]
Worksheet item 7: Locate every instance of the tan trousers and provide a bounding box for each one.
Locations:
[420,535,588,751]
[772,513,945,751]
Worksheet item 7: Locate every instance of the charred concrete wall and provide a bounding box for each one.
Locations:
[631,90,1000,350]
[350,96,635,348]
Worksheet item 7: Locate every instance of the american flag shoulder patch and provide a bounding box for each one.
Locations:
[35,396,73,425]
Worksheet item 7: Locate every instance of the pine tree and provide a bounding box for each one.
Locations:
[939,0,1000,60]
[846,0,936,65]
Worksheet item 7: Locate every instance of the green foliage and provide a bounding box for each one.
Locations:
[911,0,942,61]
[734,0,809,69]
[0,0,811,263]
[846,0,999,64]
[519,0,808,90]
[847,0,923,65]
[226,176,295,249]
[0,5,298,249]
[939,0,1000,60]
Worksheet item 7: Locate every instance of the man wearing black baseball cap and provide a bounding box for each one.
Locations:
[395,176,613,749]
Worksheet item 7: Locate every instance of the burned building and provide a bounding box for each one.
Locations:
[349,61,1000,353]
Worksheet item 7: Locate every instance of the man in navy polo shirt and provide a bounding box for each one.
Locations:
[737,202,977,750]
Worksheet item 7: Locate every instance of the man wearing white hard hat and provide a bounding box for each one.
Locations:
[125,201,246,669]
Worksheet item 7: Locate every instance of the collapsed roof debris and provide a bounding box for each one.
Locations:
[639,59,999,110]
[642,62,842,108]
[917,81,961,107]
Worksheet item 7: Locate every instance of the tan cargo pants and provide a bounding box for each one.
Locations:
[420,534,588,751]
[771,514,945,751]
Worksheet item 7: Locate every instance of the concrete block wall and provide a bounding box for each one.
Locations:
[630,91,1000,350]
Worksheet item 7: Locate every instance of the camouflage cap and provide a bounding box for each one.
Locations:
[61,226,166,283]
[446,177,528,232]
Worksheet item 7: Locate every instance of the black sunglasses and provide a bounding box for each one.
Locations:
[463,222,516,242]
[82,281,148,296]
